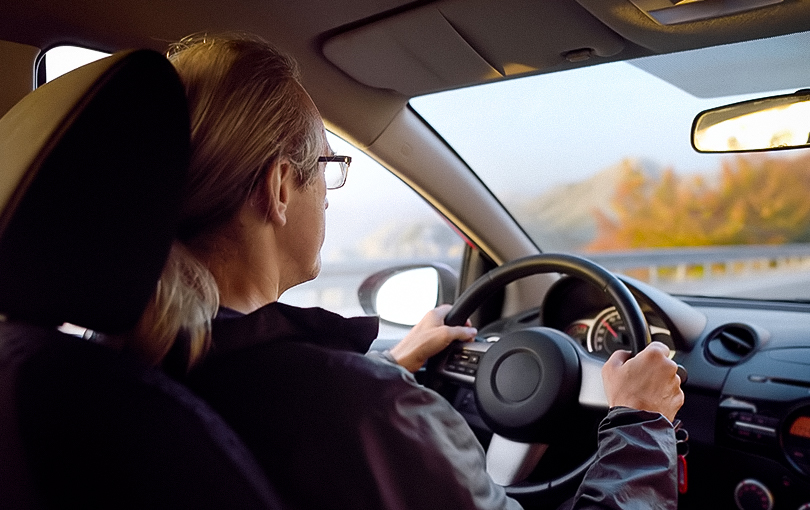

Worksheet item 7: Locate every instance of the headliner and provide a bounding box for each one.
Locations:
[3,0,810,146]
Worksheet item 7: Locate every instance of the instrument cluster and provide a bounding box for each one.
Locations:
[563,306,675,358]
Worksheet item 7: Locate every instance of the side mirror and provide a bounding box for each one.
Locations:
[358,264,458,326]
[692,89,810,153]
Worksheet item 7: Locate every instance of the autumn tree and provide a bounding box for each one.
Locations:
[587,153,810,251]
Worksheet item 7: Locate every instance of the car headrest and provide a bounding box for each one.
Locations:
[0,49,188,334]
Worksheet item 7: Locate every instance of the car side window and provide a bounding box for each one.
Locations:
[279,132,466,338]
[40,45,108,84]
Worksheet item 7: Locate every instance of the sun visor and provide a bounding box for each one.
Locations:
[632,30,810,98]
[577,0,810,55]
[324,7,501,97]
[323,0,625,96]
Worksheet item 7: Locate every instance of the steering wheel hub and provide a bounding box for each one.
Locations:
[476,327,581,443]
[495,352,541,402]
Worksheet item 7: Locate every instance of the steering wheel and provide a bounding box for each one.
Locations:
[432,253,651,495]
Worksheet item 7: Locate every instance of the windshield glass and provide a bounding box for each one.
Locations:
[411,31,810,302]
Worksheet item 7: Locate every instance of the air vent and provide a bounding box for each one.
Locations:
[705,324,758,365]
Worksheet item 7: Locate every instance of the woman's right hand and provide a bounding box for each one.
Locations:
[601,341,684,423]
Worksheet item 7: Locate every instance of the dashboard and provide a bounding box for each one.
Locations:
[436,274,810,510]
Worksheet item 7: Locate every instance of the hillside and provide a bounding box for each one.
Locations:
[509,158,662,251]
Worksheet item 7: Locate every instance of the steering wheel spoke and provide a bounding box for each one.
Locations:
[578,351,610,409]
[486,434,548,486]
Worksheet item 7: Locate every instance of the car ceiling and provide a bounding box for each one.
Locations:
[4,0,810,150]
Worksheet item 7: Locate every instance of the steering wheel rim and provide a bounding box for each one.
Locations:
[445,254,650,353]
[434,253,651,496]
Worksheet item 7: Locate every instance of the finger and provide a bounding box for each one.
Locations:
[634,343,673,368]
[675,364,688,385]
[432,304,452,319]
[605,349,632,368]
[644,341,671,356]
[445,325,477,342]
[415,306,448,329]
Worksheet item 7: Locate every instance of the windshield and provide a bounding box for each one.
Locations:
[411,31,810,302]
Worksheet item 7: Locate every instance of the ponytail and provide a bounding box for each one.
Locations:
[122,243,219,371]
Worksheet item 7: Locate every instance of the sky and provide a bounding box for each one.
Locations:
[410,60,798,197]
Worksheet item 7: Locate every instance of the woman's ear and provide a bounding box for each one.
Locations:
[256,157,293,227]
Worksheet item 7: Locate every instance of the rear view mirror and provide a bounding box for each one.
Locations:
[692,90,810,153]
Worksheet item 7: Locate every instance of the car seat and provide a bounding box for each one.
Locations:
[0,49,281,509]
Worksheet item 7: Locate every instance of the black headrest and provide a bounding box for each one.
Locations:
[0,49,188,333]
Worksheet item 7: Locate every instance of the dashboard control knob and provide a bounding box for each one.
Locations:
[734,479,773,510]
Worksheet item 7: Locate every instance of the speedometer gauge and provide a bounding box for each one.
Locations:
[589,309,630,355]
[587,308,676,358]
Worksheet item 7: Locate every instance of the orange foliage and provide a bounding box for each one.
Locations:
[587,153,810,251]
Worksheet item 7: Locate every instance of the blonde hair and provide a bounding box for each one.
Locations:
[126,34,326,370]
[122,244,218,368]
[168,33,326,241]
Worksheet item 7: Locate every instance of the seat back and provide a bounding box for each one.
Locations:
[0,49,280,509]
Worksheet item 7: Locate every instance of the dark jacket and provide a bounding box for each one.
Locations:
[186,302,677,510]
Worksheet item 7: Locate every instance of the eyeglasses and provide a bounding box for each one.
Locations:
[318,155,351,189]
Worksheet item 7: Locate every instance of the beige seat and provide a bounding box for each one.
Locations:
[0,49,281,509]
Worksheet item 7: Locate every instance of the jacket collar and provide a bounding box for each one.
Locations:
[211,301,379,355]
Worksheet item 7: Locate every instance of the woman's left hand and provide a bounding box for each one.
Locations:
[389,304,477,373]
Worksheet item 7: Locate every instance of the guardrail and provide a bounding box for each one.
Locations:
[582,243,810,283]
